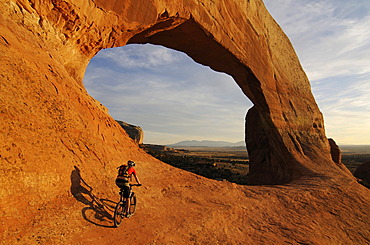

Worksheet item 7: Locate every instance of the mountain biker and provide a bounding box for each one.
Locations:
[115,160,141,217]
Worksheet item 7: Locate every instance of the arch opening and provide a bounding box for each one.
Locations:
[84,43,252,144]
[84,43,253,184]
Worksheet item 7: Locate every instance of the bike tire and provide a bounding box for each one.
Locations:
[129,193,137,215]
[113,201,125,227]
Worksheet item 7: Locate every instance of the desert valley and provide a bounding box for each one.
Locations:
[143,142,370,187]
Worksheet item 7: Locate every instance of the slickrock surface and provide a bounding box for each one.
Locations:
[1,0,369,244]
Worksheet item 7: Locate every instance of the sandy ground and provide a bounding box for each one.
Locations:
[12,157,367,245]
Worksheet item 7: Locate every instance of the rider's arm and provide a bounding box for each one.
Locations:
[133,173,141,185]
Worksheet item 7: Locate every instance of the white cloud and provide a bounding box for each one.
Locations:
[265,0,370,144]
[265,0,370,81]
[84,44,252,144]
[97,44,182,69]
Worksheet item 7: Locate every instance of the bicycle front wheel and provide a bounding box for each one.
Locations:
[113,201,125,227]
[129,193,137,215]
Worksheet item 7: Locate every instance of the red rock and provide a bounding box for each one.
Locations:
[329,138,342,164]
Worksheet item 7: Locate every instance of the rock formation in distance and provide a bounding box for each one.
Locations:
[116,120,144,144]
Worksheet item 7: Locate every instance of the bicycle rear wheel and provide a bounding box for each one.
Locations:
[113,201,125,227]
[129,193,137,215]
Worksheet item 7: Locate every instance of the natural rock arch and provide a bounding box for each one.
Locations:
[86,1,350,184]
[108,19,311,185]
[1,0,351,186]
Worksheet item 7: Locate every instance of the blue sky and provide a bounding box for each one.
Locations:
[84,0,370,145]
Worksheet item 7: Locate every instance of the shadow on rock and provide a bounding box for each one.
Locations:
[70,166,116,228]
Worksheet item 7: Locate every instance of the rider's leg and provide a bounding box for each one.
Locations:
[125,197,130,214]
[123,186,131,216]
[126,198,131,218]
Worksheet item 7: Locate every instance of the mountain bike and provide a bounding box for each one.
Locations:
[113,184,140,227]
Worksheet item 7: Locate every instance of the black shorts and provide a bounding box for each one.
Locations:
[121,186,131,198]
[115,178,131,198]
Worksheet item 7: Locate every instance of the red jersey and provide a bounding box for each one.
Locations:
[127,167,137,176]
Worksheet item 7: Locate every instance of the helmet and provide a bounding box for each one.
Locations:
[127,160,135,167]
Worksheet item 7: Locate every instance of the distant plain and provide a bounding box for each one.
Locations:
[146,144,370,185]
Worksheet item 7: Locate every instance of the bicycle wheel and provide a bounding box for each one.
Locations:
[113,201,125,227]
[129,193,137,215]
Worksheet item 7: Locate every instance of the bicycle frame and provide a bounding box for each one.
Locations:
[113,184,138,227]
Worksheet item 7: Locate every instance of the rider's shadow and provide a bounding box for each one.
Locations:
[70,166,116,228]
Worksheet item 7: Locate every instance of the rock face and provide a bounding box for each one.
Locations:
[116,120,144,144]
[1,0,369,244]
[328,138,342,164]
[246,106,293,184]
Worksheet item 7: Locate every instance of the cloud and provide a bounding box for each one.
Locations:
[96,44,182,70]
[264,0,370,144]
[265,0,370,81]
[84,44,252,144]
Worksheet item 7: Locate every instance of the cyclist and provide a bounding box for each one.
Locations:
[115,160,141,217]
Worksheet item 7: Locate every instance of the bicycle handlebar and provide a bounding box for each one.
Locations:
[130,184,142,187]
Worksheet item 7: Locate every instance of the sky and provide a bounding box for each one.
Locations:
[83,0,370,145]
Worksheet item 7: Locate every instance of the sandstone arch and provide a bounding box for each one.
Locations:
[94,1,350,184]
[0,0,352,187]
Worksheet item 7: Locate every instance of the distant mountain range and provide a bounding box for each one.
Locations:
[167,140,245,147]
[339,145,370,154]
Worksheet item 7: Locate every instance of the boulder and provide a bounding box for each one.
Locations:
[328,138,342,164]
[116,120,144,144]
